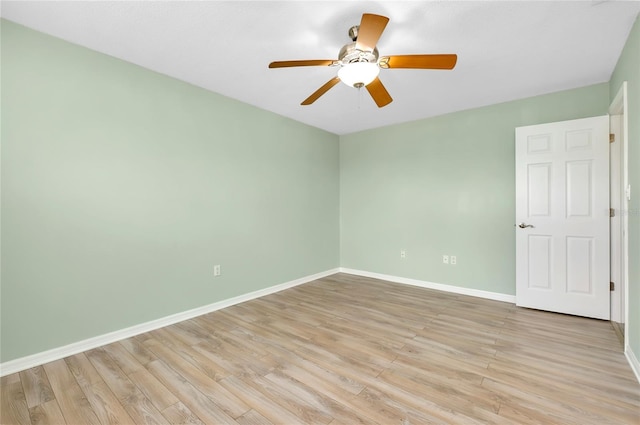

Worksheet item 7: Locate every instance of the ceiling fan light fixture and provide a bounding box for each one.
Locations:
[338,62,379,88]
[268,13,456,107]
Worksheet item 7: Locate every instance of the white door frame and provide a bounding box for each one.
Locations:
[610,114,623,323]
[609,81,629,346]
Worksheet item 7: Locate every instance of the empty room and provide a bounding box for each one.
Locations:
[1,1,639,424]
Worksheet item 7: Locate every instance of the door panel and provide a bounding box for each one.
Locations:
[516,115,609,320]
[566,160,592,218]
[528,163,552,216]
[566,236,593,294]
[528,235,552,289]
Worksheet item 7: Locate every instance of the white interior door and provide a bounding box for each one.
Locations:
[515,116,610,320]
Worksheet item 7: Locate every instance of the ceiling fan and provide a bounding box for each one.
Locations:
[268,13,458,108]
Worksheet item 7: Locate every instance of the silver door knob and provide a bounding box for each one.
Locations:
[518,223,534,228]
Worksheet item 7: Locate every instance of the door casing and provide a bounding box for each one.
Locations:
[609,81,629,343]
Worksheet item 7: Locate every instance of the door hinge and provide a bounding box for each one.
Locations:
[610,282,615,291]
[610,133,615,143]
[610,208,615,217]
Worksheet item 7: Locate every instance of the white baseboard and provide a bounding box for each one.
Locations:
[339,268,516,303]
[0,268,339,377]
[625,344,640,384]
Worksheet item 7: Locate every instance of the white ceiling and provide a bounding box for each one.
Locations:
[2,1,639,135]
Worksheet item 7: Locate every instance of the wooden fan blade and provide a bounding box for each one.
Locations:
[355,13,389,52]
[269,60,335,68]
[379,54,457,69]
[365,77,392,108]
[301,77,341,105]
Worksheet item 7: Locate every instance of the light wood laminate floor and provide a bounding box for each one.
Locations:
[2,273,639,424]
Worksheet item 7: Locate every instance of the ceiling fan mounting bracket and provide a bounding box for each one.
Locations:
[348,25,359,41]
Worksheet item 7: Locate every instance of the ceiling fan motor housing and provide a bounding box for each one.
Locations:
[338,42,379,65]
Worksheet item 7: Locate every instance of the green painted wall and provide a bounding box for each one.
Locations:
[340,84,610,295]
[610,15,640,358]
[2,15,635,366]
[0,20,340,362]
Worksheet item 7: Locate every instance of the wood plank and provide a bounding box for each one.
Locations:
[65,352,103,389]
[147,359,237,424]
[102,342,145,374]
[119,336,158,366]
[80,381,135,425]
[491,349,640,399]
[86,348,169,425]
[28,399,66,425]
[0,377,31,425]
[190,318,271,359]
[144,329,230,381]
[191,340,275,380]
[218,375,302,424]
[19,366,54,408]
[264,369,374,425]
[376,366,506,424]
[143,339,250,417]
[161,401,205,425]
[485,361,640,422]
[43,359,101,425]
[345,385,459,425]
[235,409,274,425]
[483,376,597,425]
[239,374,333,424]
[276,356,365,400]
[128,367,179,412]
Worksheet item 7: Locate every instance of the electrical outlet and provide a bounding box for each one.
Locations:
[214,265,221,276]
[400,250,406,258]
[450,256,457,265]
[443,255,449,264]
